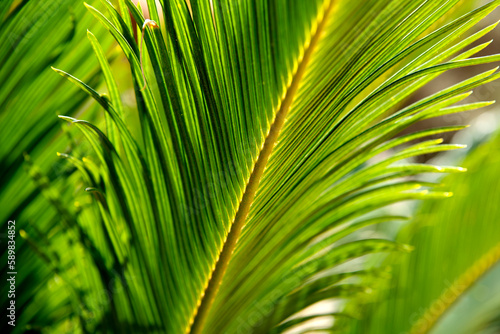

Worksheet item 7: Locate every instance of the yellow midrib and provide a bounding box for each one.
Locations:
[187,1,337,333]
[409,243,500,334]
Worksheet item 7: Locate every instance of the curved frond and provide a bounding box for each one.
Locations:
[351,129,500,334]
[4,0,500,333]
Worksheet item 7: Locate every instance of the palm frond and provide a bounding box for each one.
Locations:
[0,0,113,331]
[4,0,500,333]
[350,128,500,334]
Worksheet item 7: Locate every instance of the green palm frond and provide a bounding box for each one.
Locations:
[351,128,500,334]
[3,0,500,333]
[0,0,114,332]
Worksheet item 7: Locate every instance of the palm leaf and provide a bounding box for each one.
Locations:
[0,0,114,332]
[351,127,500,334]
[4,0,500,333]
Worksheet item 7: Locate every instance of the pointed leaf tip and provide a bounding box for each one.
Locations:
[51,67,67,76]
[142,19,159,29]
[58,115,76,122]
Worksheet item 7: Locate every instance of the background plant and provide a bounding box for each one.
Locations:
[346,122,500,334]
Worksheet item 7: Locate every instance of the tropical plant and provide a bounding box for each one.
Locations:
[349,125,500,334]
[2,0,500,333]
[0,0,113,332]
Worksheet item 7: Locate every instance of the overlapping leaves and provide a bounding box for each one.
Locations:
[0,0,112,332]
[351,129,500,334]
[5,0,500,333]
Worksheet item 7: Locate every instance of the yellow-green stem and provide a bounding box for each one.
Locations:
[187,1,337,333]
[409,243,500,334]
